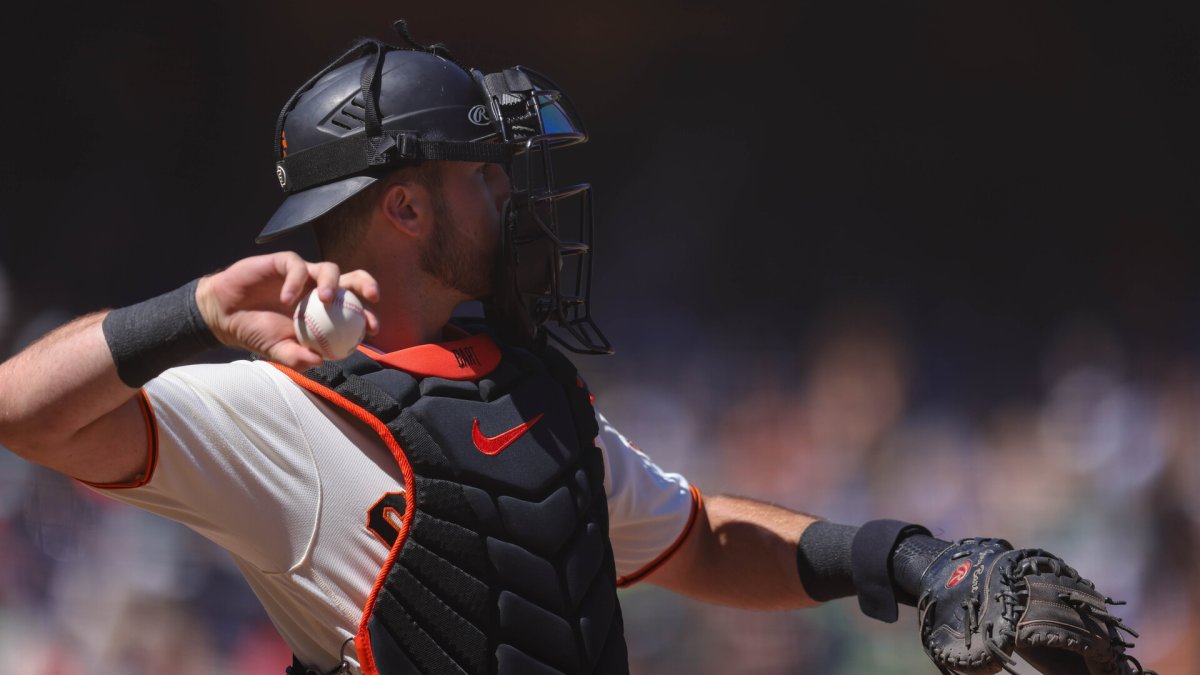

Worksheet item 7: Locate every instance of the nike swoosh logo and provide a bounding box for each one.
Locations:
[472,413,545,456]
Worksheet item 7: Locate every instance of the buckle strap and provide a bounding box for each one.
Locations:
[276,133,513,193]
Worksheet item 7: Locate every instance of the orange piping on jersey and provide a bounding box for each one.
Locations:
[356,332,500,381]
[81,389,160,490]
[270,363,416,675]
[616,485,703,588]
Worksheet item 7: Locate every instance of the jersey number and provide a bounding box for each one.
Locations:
[366,491,408,548]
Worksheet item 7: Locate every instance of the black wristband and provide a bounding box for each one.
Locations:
[796,518,950,624]
[850,519,933,623]
[796,521,857,602]
[102,278,221,388]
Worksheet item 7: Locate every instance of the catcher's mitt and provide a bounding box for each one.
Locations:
[916,538,1154,675]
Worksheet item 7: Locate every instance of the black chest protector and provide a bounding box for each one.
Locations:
[286,338,628,675]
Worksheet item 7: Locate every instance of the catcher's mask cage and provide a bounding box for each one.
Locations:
[481,66,611,356]
[263,20,611,355]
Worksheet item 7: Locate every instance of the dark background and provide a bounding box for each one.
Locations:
[2,1,1198,407]
[0,3,1198,672]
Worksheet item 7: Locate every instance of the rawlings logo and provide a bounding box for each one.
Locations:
[468,104,490,126]
[946,561,971,588]
[970,549,991,594]
[275,163,288,189]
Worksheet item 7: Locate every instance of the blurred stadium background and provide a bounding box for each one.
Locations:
[1,1,1197,672]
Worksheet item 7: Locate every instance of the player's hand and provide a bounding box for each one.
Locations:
[195,252,381,370]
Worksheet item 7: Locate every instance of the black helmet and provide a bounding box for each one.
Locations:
[261,21,611,354]
[259,38,503,242]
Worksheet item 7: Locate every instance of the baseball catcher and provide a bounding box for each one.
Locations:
[0,19,1155,675]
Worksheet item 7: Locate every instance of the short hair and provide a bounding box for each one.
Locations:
[311,162,441,261]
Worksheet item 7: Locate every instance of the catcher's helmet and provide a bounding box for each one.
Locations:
[259,21,610,355]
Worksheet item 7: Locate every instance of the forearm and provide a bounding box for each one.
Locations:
[649,495,821,610]
[0,254,377,483]
[647,495,951,619]
[0,312,134,455]
[0,277,220,481]
[0,273,221,454]
[647,495,1156,671]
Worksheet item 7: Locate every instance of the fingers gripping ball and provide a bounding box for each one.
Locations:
[918,539,1155,675]
[293,288,367,360]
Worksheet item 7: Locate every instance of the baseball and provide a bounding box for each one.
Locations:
[293,288,367,360]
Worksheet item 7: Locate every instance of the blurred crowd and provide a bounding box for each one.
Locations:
[598,303,1200,674]
[0,257,1194,674]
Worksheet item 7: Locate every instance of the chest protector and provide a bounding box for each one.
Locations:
[280,336,628,675]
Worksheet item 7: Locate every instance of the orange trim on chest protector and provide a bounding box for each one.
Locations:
[357,332,501,381]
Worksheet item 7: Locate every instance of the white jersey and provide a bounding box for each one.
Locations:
[90,335,698,672]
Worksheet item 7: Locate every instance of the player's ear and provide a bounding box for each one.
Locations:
[379,180,431,239]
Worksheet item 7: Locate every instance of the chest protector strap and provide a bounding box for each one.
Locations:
[278,339,628,675]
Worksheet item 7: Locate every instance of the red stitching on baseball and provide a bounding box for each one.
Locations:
[338,294,365,316]
[304,312,333,358]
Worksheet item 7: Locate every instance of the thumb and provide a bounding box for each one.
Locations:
[268,342,325,371]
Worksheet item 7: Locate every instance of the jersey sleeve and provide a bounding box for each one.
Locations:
[88,361,321,574]
[594,411,701,586]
